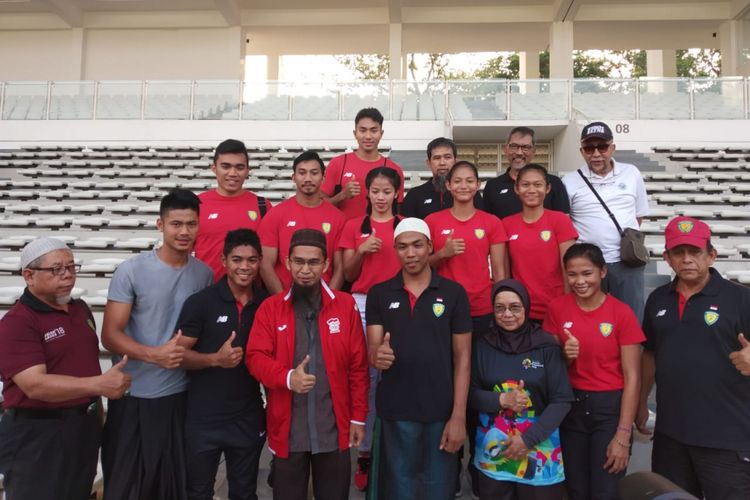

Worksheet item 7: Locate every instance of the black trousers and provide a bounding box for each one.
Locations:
[185,429,265,500]
[652,431,750,500]
[272,449,350,500]
[560,389,626,500]
[0,408,100,500]
[102,392,188,500]
[477,473,565,500]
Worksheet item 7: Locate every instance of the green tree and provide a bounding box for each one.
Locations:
[335,54,390,80]
[471,53,520,79]
[676,49,721,77]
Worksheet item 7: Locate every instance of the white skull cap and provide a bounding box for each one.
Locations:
[20,237,70,269]
[394,217,431,241]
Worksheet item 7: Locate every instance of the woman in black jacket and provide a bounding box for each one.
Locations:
[470,279,573,500]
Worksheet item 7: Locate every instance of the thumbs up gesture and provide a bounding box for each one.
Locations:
[290,355,317,394]
[440,229,465,258]
[344,174,360,199]
[729,333,750,376]
[499,380,529,414]
[563,328,580,363]
[358,227,382,255]
[99,355,132,399]
[151,330,186,369]
[214,331,244,368]
[374,332,395,370]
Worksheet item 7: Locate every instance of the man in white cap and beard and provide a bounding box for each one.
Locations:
[365,217,472,500]
[0,237,131,500]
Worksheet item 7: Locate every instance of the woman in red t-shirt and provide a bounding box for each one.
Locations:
[426,160,508,337]
[339,166,401,491]
[503,164,578,323]
[543,243,644,500]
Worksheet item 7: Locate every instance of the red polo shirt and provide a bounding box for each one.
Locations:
[0,290,102,409]
[338,216,401,295]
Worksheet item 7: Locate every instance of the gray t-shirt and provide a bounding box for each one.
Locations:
[107,250,213,399]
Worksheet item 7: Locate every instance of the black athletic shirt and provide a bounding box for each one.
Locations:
[366,270,472,422]
[177,277,269,429]
[643,269,750,450]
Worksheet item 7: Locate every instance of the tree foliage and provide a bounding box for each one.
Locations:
[335,54,390,80]
[676,49,721,77]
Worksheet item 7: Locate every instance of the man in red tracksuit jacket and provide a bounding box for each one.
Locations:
[246,228,369,500]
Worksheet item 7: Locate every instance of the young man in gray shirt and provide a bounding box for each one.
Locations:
[101,188,213,500]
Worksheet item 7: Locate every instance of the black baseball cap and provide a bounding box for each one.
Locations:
[581,122,613,142]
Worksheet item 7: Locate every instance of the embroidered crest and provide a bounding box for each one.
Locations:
[321,222,331,234]
[326,317,341,334]
[474,229,485,239]
[599,322,613,337]
[540,230,552,242]
[248,210,258,221]
[678,220,694,233]
[704,311,719,326]
[432,303,445,318]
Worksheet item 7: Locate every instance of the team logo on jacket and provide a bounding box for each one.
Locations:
[248,210,258,221]
[474,229,485,239]
[678,220,695,233]
[322,222,331,234]
[704,311,719,326]
[326,317,341,334]
[432,303,445,318]
[599,322,613,337]
[540,230,551,242]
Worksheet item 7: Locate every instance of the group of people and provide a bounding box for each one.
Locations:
[0,109,748,500]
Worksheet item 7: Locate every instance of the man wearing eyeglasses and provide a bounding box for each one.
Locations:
[247,228,369,500]
[562,122,650,321]
[0,237,131,500]
[483,126,570,220]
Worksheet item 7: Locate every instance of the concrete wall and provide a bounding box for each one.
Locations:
[0,30,79,80]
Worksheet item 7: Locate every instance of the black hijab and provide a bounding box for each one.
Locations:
[484,279,558,355]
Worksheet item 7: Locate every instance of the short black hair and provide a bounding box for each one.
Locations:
[448,160,479,181]
[292,151,326,175]
[516,163,549,185]
[563,243,606,270]
[426,137,457,159]
[159,188,200,218]
[355,107,384,127]
[213,138,249,165]
[507,126,536,145]
[223,228,262,257]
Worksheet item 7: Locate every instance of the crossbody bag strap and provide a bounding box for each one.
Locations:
[577,169,624,236]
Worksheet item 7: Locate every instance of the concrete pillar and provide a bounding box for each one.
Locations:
[70,28,86,80]
[519,51,540,79]
[266,53,280,81]
[646,50,677,77]
[720,20,745,76]
[238,27,247,81]
[389,23,403,80]
[549,22,574,79]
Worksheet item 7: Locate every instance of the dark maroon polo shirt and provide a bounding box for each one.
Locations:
[0,289,102,409]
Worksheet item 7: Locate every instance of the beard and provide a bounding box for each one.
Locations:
[434,174,448,192]
[55,294,72,305]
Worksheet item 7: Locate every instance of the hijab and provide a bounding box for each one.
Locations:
[484,279,558,355]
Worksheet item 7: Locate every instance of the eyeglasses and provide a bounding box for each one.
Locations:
[290,258,324,268]
[581,143,611,154]
[29,264,81,276]
[507,143,534,152]
[494,304,524,315]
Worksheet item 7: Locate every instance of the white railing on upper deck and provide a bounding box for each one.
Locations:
[0,78,746,122]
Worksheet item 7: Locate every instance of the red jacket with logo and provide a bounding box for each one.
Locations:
[246,280,369,458]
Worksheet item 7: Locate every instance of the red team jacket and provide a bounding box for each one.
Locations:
[245,280,369,458]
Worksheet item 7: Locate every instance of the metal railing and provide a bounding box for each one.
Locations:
[0,77,747,122]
